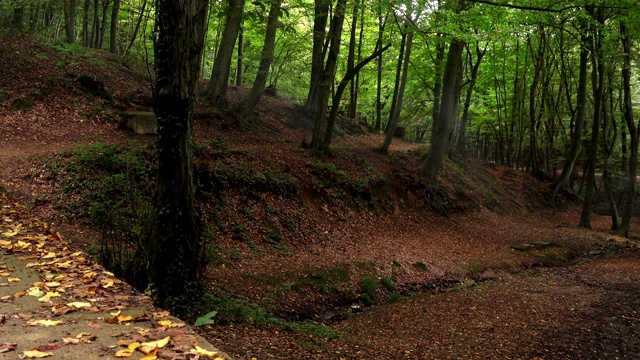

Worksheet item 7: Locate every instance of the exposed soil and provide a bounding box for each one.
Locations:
[2,30,640,359]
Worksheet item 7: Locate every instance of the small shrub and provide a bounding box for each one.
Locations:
[386,293,403,303]
[360,276,378,303]
[381,276,396,292]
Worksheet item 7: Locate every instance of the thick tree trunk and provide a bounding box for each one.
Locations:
[304,0,331,116]
[204,0,244,107]
[380,31,413,152]
[309,0,347,152]
[151,0,209,310]
[619,21,638,237]
[236,0,281,118]
[109,0,120,53]
[420,39,465,182]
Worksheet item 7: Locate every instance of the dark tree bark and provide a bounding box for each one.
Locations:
[98,0,110,49]
[309,0,348,152]
[432,40,445,132]
[204,0,244,107]
[151,0,209,310]
[528,28,545,174]
[380,31,413,152]
[91,0,99,48]
[420,39,465,182]
[619,21,638,237]
[304,0,331,116]
[374,3,385,131]
[63,0,78,44]
[109,0,120,53]
[385,28,406,134]
[236,0,281,118]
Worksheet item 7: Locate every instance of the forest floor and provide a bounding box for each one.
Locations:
[2,31,640,359]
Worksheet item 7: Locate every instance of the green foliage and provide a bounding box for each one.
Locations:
[386,293,404,303]
[194,310,218,326]
[381,276,396,292]
[203,294,339,338]
[359,276,378,304]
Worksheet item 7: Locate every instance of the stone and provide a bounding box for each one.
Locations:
[119,111,156,135]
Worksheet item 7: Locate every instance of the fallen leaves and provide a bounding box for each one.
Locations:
[26,319,62,327]
[22,350,53,358]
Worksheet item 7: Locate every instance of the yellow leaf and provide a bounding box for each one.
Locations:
[41,252,56,259]
[110,310,122,316]
[140,355,157,360]
[7,278,20,282]
[27,319,62,327]
[118,315,133,323]
[38,292,60,302]
[45,281,61,287]
[82,271,97,280]
[22,350,53,358]
[67,302,91,308]
[139,336,170,354]
[157,320,173,327]
[56,261,72,269]
[128,342,141,351]
[62,337,80,344]
[0,239,11,246]
[190,346,222,358]
[103,280,115,288]
[76,332,93,338]
[70,251,82,257]
[115,349,134,357]
[27,287,44,297]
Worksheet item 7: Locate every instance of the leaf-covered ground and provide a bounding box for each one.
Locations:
[2,30,640,359]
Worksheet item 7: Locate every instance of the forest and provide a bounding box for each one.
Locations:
[2,0,640,358]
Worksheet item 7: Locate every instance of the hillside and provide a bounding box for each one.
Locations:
[2,31,640,359]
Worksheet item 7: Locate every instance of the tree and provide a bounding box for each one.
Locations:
[109,0,121,53]
[151,0,209,310]
[236,0,282,119]
[304,0,331,117]
[63,0,78,44]
[204,0,244,107]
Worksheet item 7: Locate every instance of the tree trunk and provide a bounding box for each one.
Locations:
[91,0,99,47]
[456,41,486,155]
[151,0,209,310]
[124,0,147,54]
[380,31,413,152]
[63,0,77,44]
[304,0,331,116]
[323,43,391,152]
[346,0,359,119]
[235,22,244,86]
[204,0,244,107]
[552,27,589,199]
[309,0,347,152]
[385,30,406,134]
[528,29,545,175]
[82,0,90,46]
[98,0,110,49]
[109,0,120,53]
[432,40,445,133]
[619,21,638,237]
[579,9,605,229]
[420,39,465,182]
[374,4,385,131]
[236,0,281,118]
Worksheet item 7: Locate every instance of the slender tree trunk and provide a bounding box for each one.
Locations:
[381,31,413,152]
[63,0,78,44]
[304,0,331,116]
[579,9,605,229]
[151,0,210,310]
[353,1,365,119]
[204,0,244,107]
[385,31,406,134]
[528,29,545,175]
[310,0,347,152]
[109,0,120,53]
[456,41,486,155]
[82,0,90,46]
[124,0,147,53]
[374,4,385,131]
[98,0,110,49]
[236,0,281,118]
[420,39,465,182]
[323,43,390,151]
[619,21,638,237]
[346,0,359,119]
[235,22,244,86]
[91,0,99,48]
[432,40,445,133]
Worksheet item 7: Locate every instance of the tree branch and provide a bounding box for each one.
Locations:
[467,0,627,13]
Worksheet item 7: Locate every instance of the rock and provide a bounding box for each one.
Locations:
[119,111,156,135]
